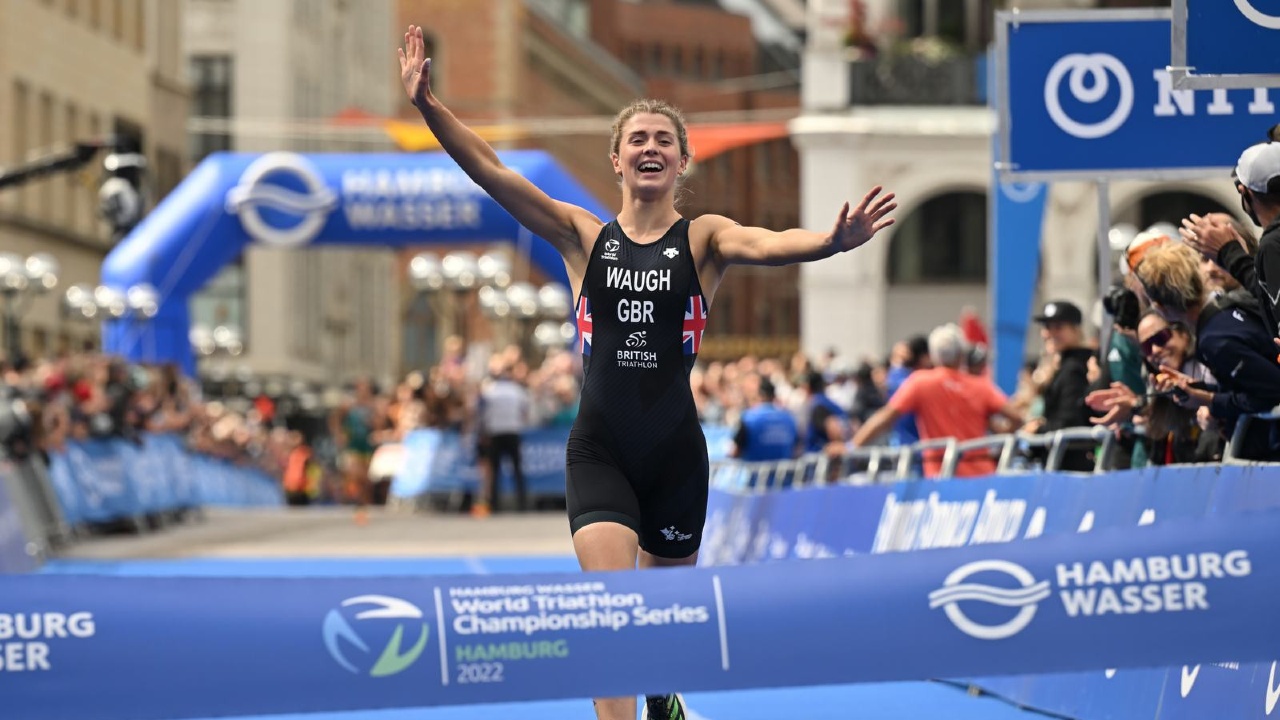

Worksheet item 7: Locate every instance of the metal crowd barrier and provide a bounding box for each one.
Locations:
[711,426,1119,491]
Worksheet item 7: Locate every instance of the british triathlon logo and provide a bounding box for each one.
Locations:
[929,560,1050,640]
[323,595,429,677]
[1044,53,1134,139]
[226,152,338,248]
[1236,0,1280,29]
[626,331,647,348]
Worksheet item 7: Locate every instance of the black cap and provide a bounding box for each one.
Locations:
[1033,300,1083,325]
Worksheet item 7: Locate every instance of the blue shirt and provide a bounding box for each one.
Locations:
[886,366,920,445]
[735,403,799,461]
[804,394,849,454]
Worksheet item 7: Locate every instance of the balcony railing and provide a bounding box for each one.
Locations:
[847,52,988,107]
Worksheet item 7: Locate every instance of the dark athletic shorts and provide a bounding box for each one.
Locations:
[565,423,709,559]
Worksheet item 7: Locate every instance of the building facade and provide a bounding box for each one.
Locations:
[793,0,1248,368]
[0,0,187,360]
[184,0,400,388]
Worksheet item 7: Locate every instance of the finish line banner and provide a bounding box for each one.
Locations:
[5,513,1280,719]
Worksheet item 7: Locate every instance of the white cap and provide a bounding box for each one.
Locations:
[1235,142,1280,193]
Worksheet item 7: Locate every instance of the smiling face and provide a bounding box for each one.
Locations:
[611,112,689,200]
[1137,313,1189,369]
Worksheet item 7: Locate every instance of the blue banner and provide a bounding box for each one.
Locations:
[391,425,736,500]
[47,436,281,527]
[1185,0,1280,77]
[0,458,35,574]
[701,464,1280,719]
[1000,10,1279,178]
[3,510,1280,719]
[99,151,609,374]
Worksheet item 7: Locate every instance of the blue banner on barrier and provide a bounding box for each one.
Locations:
[3,511,1280,719]
[702,464,1280,720]
[391,426,735,500]
[0,458,35,574]
[46,436,281,526]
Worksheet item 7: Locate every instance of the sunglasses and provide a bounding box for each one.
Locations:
[1140,327,1173,358]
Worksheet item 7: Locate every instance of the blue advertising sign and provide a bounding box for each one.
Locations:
[1173,0,1280,87]
[996,9,1280,180]
[4,511,1280,720]
[0,459,35,574]
[699,463,1280,720]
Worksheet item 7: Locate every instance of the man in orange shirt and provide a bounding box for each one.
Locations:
[852,324,1023,478]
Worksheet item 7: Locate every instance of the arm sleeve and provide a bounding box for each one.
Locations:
[1203,338,1280,424]
[1217,242,1258,295]
[1255,238,1280,334]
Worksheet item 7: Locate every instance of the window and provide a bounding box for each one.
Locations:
[673,46,685,76]
[65,102,79,230]
[188,55,233,161]
[89,0,100,29]
[694,48,706,78]
[12,81,29,213]
[38,91,54,221]
[648,44,663,75]
[112,0,123,40]
[888,191,988,284]
[134,0,145,52]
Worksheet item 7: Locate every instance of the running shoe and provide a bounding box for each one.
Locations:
[641,693,686,720]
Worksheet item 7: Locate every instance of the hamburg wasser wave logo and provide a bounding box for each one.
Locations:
[929,560,1052,640]
[226,152,338,248]
[930,550,1252,641]
[323,595,430,677]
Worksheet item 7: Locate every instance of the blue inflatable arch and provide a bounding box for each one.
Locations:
[100,150,611,375]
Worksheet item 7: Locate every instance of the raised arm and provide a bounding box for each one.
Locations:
[704,186,896,269]
[399,26,600,263]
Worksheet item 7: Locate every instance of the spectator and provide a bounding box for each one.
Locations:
[1183,142,1280,336]
[732,376,799,464]
[475,358,532,516]
[885,335,930,447]
[799,370,850,457]
[1135,243,1280,460]
[1027,300,1096,471]
[852,323,1023,478]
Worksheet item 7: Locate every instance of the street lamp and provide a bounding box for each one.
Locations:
[408,249,515,364]
[532,283,575,356]
[0,252,60,360]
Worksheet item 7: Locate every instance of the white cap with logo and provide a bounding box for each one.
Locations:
[1235,142,1280,193]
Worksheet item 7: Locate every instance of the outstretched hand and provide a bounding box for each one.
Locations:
[397,25,433,109]
[830,187,897,253]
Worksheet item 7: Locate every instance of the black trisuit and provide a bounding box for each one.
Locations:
[566,218,710,558]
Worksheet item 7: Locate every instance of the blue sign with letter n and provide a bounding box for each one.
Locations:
[997,9,1279,181]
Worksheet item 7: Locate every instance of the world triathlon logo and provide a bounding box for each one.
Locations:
[323,595,430,677]
[1235,0,1280,29]
[928,560,1051,640]
[1043,53,1134,140]
[226,152,338,247]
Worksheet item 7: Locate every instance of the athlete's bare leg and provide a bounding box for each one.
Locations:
[638,549,698,569]
[573,522,640,720]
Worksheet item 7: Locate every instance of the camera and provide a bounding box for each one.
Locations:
[1103,285,1141,331]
